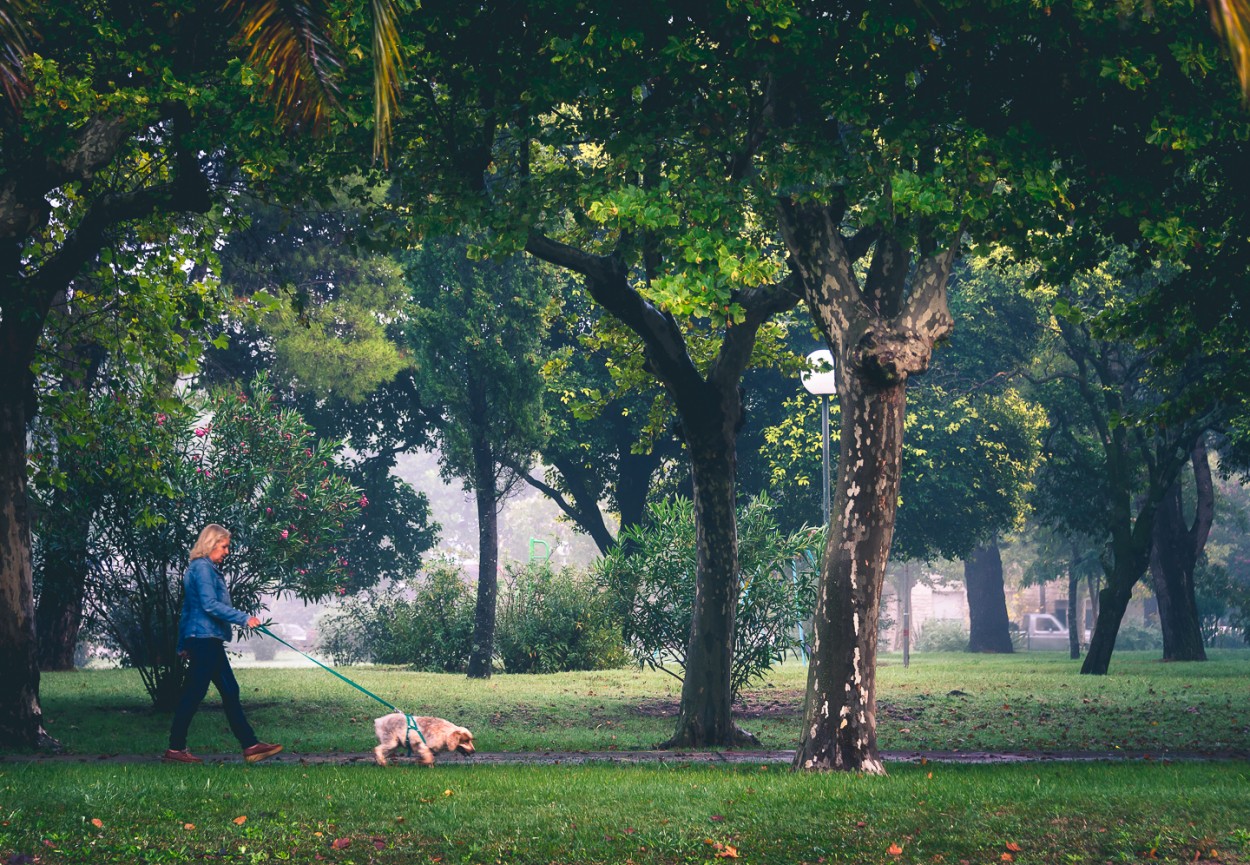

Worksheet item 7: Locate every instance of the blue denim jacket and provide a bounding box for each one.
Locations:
[177,557,250,652]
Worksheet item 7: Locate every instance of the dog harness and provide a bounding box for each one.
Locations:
[403,713,428,756]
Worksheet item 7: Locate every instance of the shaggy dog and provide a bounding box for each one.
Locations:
[373,714,475,766]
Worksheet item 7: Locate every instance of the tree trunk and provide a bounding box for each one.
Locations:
[616,446,661,542]
[1067,562,1081,660]
[466,441,500,680]
[778,198,958,773]
[662,413,758,748]
[1086,572,1100,626]
[524,230,798,748]
[1081,574,1136,675]
[964,538,1013,653]
[1150,440,1212,662]
[794,374,906,774]
[0,386,53,748]
[34,541,90,670]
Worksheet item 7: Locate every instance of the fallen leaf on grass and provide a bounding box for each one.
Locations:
[233,816,247,825]
[710,815,725,822]
[183,823,195,831]
[1005,842,1021,852]
[703,840,740,858]
[888,843,904,855]
[443,789,454,797]
[91,818,103,828]
[331,837,351,849]
[1001,854,1013,862]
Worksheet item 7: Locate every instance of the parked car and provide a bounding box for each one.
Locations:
[1019,612,1073,651]
[246,622,310,661]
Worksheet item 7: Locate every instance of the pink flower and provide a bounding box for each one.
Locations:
[358,495,369,508]
[155,413,167,426]
[335,586,346,596]
[305,448,313,457]
[265,507,273,515]
[194,428,207,437]
[280,529,289,540]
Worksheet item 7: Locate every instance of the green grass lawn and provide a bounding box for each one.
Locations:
[27,650,1250,757]
[3,650,1248,863]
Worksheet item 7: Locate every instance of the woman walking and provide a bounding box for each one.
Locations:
[163,524,283,764]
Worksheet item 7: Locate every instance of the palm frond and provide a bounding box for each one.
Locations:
[370,0,404,166]
[0,0,35,111]
[224,0,344,132]
[1209,0,1250,101]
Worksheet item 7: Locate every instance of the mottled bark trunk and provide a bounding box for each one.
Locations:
[778,198,957,773]
[0,385,51,748]
[965,539,1013,653]
[467,443,499,680]
[794,375,905,774]
[1150,441,1212,662]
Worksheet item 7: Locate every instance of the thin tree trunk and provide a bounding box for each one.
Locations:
[965,538,1013,653]
[1150,440,1212,662]
[34,535,91,670]
[1086,572,1100,626]
[1067,559,1081,660]
[466,440,499,680]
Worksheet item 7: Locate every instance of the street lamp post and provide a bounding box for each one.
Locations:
[801,349,837,527]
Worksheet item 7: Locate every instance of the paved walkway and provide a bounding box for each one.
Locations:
[4,748,1247,766]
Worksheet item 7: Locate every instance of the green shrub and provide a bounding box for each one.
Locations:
[914,618,970,652]
[495,563,628,673]
[595,492,820,700]
[316,556,475,671]
[1113,623,1163,651]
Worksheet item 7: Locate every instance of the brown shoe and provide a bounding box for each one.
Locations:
[242,742,283,763]
[162,748,203,764]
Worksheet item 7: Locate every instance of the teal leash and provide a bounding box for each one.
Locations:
[255,625,427,750]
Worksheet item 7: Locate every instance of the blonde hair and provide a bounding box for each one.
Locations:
[189,524,231,561]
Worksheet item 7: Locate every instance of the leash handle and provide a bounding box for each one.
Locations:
[254,625,427,746]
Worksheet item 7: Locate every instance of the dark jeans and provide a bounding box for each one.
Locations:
[168,638,258,751]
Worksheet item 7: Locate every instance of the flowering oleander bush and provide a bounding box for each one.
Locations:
[77,374,363,707]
